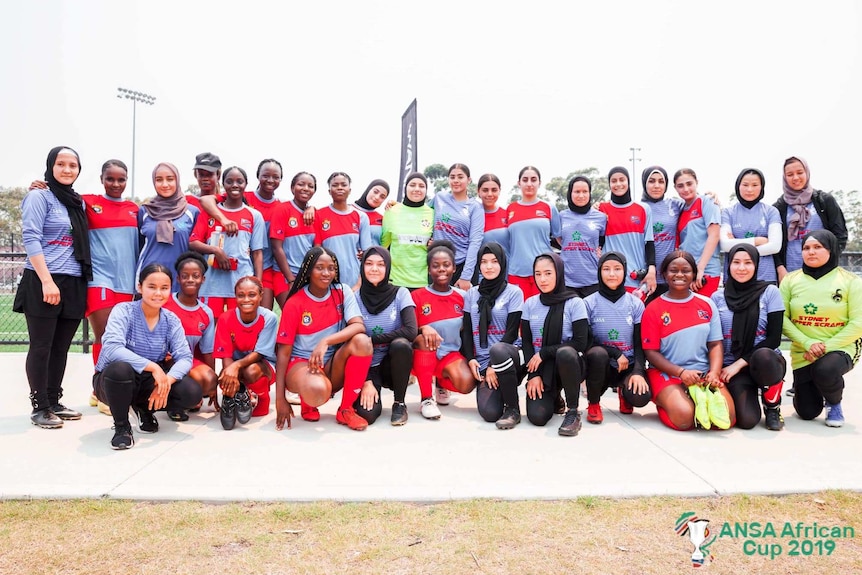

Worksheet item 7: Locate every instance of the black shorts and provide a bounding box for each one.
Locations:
[13,269,86,319]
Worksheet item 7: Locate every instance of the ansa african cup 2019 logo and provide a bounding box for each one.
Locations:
[676,511,716,568]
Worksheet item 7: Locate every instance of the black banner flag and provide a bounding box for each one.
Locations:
[397,99,418,201]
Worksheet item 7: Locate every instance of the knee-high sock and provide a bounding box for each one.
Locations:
[247,375,272,417]
[762,380,783,408]
[340,354,372,410]
[91,342,102,367]
[412,349,437,400]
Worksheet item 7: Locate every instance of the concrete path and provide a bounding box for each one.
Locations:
[1,352,859,501]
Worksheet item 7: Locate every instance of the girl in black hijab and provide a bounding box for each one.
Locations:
[353,246,417,426]
[712,244,786,430]
[583,252,650,425]
[462,242,525,429]
[14,146,91,428]
[780,229,862,428]
[559,175,607,297]
[520,252,590,436]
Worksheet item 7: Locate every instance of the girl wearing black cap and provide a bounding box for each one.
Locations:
[15,146,91,428]
[640,166,681,303]
[521,252,590,436]
[353,246,417,426]
[780,230,862,428]
[712,244,786,430]
[719,169,782,284]
[463,242,525,429]
[354,179,390,246]
[598,166,657,296]
[583,252,650,424]
[559,175,607,298]
[380,172,434,289]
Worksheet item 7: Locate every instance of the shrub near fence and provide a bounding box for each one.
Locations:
[0,251,861,351]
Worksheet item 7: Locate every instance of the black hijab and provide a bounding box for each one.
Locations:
[356,179,389,211]
[402,172,428,208]
[608,166,631,205]
[734,168,765,210]
[724,244,769,359]
[597,251,627,303]
[640,166,668,204]
[476,242,508,347]
[566,176,593,214]
[44,146,92,281]
[536,252,579,385]
[801,229,840,280]
[359,246,400,315]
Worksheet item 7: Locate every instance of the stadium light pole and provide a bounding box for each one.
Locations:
[629,147,642,196]
[116,87,156,201]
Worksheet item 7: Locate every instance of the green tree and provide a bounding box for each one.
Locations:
[0,187,26,252]
[831,189,862,251]
[423,164,477,198]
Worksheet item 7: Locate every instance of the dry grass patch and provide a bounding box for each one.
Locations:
[1,492,861,574]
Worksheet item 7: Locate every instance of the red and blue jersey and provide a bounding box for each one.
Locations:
[412,286,465,360]
[712,286,784,366]
[678,195,721,277]
[214,307,278,364]
[559,209,607,288]
[584,291,644,368]
[642,293,722,373]
[83,194,139,294]
[354,204,384,246]
[506,200,562,277]
[483,207,509,255]
[244,191,281,270]
[277,284,362,364]
[430,192,484,282]
[648,197,683,286]
[270,200,316,275]
[314,205,372,287]
[598,201,654,289]
[163,293,215,360]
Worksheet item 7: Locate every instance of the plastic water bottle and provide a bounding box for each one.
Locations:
[206,226,224,267]
[629,268,647,281]
[633,283,650,301]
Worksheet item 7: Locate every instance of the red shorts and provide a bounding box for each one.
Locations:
[508,275,538,300]
[86,287,133,317]
[272,272,291,297]
[200,297,237,316]
[261,267,276,291]
[646,367,683,400]
[435,351,465,390]
[191,357,210,371]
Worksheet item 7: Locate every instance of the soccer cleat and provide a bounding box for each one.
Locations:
[825,402,845,428]
[49,403,82,421]
[420,398,442,420]
[688,385,711,430]
[554,391,566,415]
[786,386,795,397]
[558,409,582,436]
[220,396,237,430]
[390,402,408,426]
[586,403,603,424]
[235,389,252,424]
[435,384,451,406]
[89,393,99,407]
[707,388,731,430]
[30,408,63,429]
[110,423,135,450]
[300,401,320,422]
[167,410,189,422]
[133,405,159,433]
[336,407,368,431]
[495,407,521,430]
[618,386,633,414]
[764,407,784,431]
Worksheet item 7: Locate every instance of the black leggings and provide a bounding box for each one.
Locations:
[726,348,786,429]
[354,338,413,425]
[476,342,523,422]
[25,315,80,408]
[526,347,583,426]
[792,351,853,420]
[97,361,202,427]
[583,346,651,407]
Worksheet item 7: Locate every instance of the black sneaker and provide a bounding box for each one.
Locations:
[111,423,135,450]
[786,386,795,397]
[390,401,408,426]
[764,407,784,431]
[30,408,63,429]
[495,407,522,430]
[50,403,82,420]
[235,390,252,424]
[558,408,582,437]
[554,391,566,415]
[220,396,237,430]
[167,409,189,422]
[133,405,159,433]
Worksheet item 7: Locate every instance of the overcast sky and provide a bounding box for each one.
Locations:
[2,0,860,207]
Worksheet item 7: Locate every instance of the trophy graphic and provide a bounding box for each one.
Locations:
[687,519,710,568]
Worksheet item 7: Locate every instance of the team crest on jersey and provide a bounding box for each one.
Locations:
[536,209,547,218]
[630,215,641,225]
[454,303,462,313]
[608,328,619,341]
[208,218,216,227]
[697,309,710,320]
[421,219,431,229]
[301,311,313,326]
[198,321,206,333]
[508,211,515,220]
[352,222,359,231]
[288,216,298,228]
[422,303,432,316]
[241,218,252,230]
[661,311,671,326]
[91,204,103,214]
[571,230,582,241]
[654,222,664,233]
[322,219,331,231]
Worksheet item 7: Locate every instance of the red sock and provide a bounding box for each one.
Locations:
[412,349,437,400]
[340,354,372,410]
[763,381,783,406]
[437,376,457,392]
[91,342,102,367]
[247,375,272,417]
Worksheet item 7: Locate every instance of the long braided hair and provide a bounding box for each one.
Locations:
[286,246,341,301]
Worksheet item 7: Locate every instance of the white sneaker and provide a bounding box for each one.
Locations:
[421,398,442,420]
[435,385,451,406]
[286,391,301,405]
